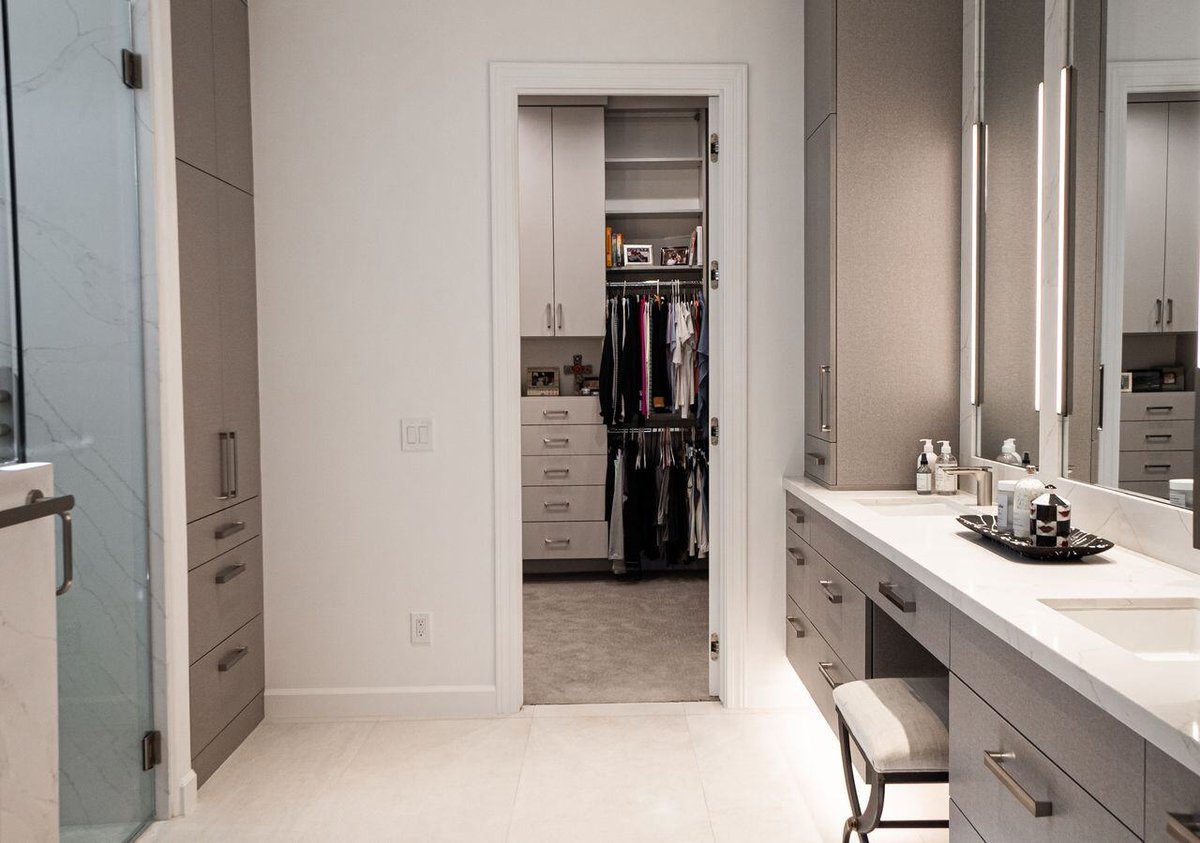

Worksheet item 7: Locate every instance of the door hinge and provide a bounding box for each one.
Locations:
[710,633,720,660]
[709,132,719,162]
[709,260,719,290]
[709,416,719,445]
[141,730,162,771]
[122,49,143,90]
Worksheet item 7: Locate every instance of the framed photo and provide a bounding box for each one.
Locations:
[579,376,600,395]
[623,244,652,265]
[525,367,559,396]
[1119,371,1133,393]
[1161,366,1186,391]
[660,246,690,266]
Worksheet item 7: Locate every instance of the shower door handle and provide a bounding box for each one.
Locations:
[0,490,76,596]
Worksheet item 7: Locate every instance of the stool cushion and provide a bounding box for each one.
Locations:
[832,678,949,774]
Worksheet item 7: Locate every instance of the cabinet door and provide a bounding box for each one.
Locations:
[171,0,217,174]
[213,0,254,192]
[551,107,605,337]
[805,116,836,442]
[177,163,227,522]
[218,181,261,503]
[1124,103,1169,333]
[804,0,835,138]
[518,107,555,337]
[1164,101,1199,333]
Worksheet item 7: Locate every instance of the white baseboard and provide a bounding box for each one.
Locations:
[264,684,498,720]
[179,769,197,816]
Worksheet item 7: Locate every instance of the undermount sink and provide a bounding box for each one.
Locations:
[1041,598,1200,662]
[854,497,965,518]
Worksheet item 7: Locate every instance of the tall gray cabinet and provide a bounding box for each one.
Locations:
[803,0,962,488]
[172,0,265,786]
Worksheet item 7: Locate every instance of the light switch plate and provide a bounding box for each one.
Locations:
[401,418,434,451]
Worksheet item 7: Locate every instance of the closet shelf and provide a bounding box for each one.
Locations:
[605,157,704,170]
[606,265,703,273]
[605,199,703,216]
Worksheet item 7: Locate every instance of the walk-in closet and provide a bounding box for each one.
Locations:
[517,96,717,705]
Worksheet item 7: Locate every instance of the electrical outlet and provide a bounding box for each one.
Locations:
[410,612,432,645]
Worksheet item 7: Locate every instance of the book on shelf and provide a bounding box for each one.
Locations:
[605,226,613,268]
[687,225,703,266]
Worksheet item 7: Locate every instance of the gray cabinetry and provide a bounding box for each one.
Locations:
[1146,744,1200,843]
[1164,102,1199,334]
[802,0,961,488]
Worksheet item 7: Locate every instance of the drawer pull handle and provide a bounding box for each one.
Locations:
[1167,813,1200,843]
[543,437,570,447]
[543,501,570,510]
[806,452,826,466]
[816,660,840,689]
[543,409,569,418]
[215,562,247,584]
[543,468,570,477]
[787,507,805,524]
[215,520,246,540]
[1145,433,1174,441]
[878,581,915,613]
[819,579,843,604]
[786,616,806,638]
[544,538,571,547]
[984,751,1052,817]
[1144,464,1173,472]
[218,646,249,673]
[787,548,805,566]
[1147,405,1174,413]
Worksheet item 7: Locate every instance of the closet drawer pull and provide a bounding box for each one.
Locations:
[806,452,826,466]
[787,548,805,566]
[984,751,1052,817]
[1167,298,1175,325]
[218,646,249,673]
[819,579,842,604]
[1167,813,1200,843]
[543,537,571,547]
[1156,298,1164,325]
[786,616,806,638]
[215,563,247,584]
[1144,464,1173,472]
[542,467,570,477]
[1146,405,1174,413]
[217,432,232,500]
[542,409,569,418]
[542,437,570,447]
[818,365,832,432]
[878,581,915,613]
[543,501,570,510]
[1145,433,1173,441]
[787,507,805,524]
[215,520,246,540]
[545,303,552,331]
[816,661,840,689]
[556,303,563,331]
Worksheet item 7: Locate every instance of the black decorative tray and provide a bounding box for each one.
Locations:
[956,515,1114,561]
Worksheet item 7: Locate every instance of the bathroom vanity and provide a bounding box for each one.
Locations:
[783,477,1200,843]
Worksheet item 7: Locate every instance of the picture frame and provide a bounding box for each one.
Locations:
[623,244,652,265]
[579,376,599,395]
[660,246,690,266]
[1160,366,1186,391]
[1119,371,1133,393]
[525,367,560,396]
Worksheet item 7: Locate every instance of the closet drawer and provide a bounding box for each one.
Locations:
[522,485,605,523]
[520,396,602,425]
[1146,743,1200,843]
[188,537,263,664]
[869,555,950,666]
[1119,450,1193,483]
[785,597,856,735]
[521,424,607,457]
[187,496,262,570]
[806,553,868,679]
[1121,391,1195,422]
[804,435,837,486]
[950,676,1139,843]
[1120,419,1194,452]
[190,614,265,757]
[522,455,608,487]
[785,492,812,543]
[950,611,1145,833]
[522,521,608,559]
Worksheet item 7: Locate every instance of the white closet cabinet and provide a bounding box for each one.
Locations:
[1124,101,1200,334]
[518,106,605,338]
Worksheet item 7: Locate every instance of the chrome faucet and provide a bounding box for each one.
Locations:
[942,466,994,506]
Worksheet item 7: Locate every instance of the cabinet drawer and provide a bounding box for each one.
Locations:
[950,676,1139,843]
[522,485,605,523]
[1120,479,1171,500]
[870,556,950,665]
[193,691,263,787]
[951,799,987,843]
[522,455,608,487]
[521,396,602,425]
[785,597,856,735]
[784,531,819,615]
[1120,419,1195,452]
[804,435,837,486]
[785,492,812,543]
[1121,391,1195,422]
[188,537,263,663]
[1146,743,1200,843]
[521,424,607,456]
[1119,450,1193,483]
[187,496,262,570]
[950,611,1145,834]
[806,554,868,679]
[522,521,607,559]
[190,614,265,757]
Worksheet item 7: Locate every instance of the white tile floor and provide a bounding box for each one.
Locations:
[142,698,949,843]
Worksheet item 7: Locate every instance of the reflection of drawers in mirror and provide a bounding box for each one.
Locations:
[1118,392,1194,500]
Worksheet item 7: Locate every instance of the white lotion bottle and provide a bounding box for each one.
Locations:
[1012,464,1046,538]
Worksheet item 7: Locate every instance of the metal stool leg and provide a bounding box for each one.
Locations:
[837,713,881,843]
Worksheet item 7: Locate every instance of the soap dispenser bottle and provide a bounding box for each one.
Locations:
[935,440,958,495]
[918,439,937,471]
[996,438,1022,465]
[916,452,933,495]
[1012,463,1046,539]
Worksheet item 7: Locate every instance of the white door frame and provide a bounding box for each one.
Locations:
[1097,60,1200,487]
[488,62,749,713]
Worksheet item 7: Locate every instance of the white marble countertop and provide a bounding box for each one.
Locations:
[783,476,1200,777]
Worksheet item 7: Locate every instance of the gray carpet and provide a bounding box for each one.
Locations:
[523,573,713,705]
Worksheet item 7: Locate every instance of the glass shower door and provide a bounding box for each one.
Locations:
[5,0,156,839]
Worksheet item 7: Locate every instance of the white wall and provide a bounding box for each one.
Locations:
[1108,0,1200,63]
[248,0,805,714]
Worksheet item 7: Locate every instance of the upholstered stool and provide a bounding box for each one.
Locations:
[831,678,949,843]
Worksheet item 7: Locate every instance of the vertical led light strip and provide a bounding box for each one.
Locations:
[970,122,980,405]
[1034,82,1045,412]
[1055,67,1070,416]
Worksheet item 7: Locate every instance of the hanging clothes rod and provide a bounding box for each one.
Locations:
[607,425,699,434]
[605,279,704,288]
